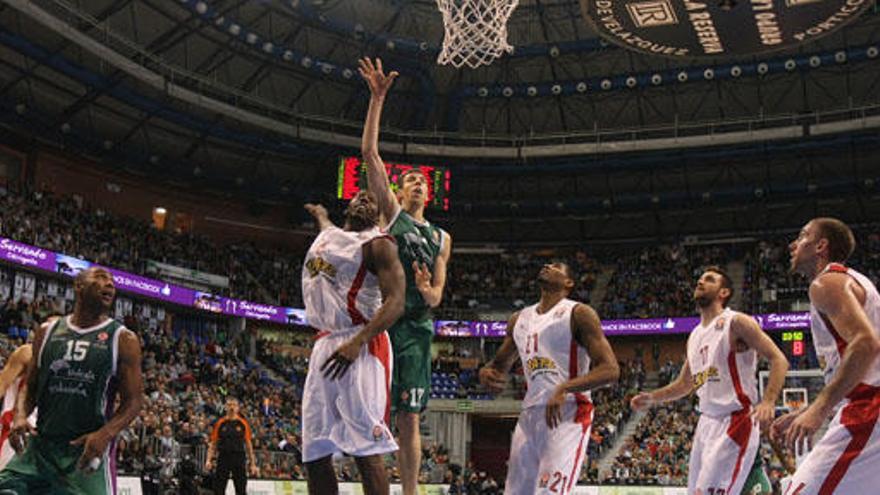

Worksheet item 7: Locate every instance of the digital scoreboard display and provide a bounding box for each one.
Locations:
[337,156,450,211]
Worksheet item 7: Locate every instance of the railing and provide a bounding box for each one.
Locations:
[30,0,880,152]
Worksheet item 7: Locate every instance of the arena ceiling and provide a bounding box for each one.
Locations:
[0,0,879,242]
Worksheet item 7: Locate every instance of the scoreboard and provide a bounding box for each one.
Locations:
[337,156,451,211]
[781,331,806,357]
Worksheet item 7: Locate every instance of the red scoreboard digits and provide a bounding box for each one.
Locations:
[337,156,450,211]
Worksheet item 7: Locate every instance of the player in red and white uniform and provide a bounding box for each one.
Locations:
[479,262,619,495]
[632,266,789,495]
[300,192,405,495]
[0,343,32,470]
[773,218,880,495]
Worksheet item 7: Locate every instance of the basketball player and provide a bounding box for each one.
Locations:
[772,218,880,494]
[631,266,789,495]
[301,193,405,495]
[478,262,619,495]
[359,57,453,495]
[0,267,143,494]
[0,343,31,470]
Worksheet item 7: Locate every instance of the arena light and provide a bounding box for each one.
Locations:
[784,59,797,71]
[650,74,662,85]
[575,82,588,93]
[246,33,258,45]
[14,103,26,115]
[835,51,847,63]
[527,86,538,97]
[600,79,612,90]
[551,84,562,95]
[625,76,637,88]
[730,66,742,78]
[262,42,274,53]
[703,69,714,80]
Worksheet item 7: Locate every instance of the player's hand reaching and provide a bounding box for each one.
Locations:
[781,405,824,451]
[478,366,508,394]
[413,261,432,294]
[545,386,566,429]
[629,392,655,411]
[321,337,364,379]
[752,400,776,432]
[204,459,214,472]
[8,414,36,454]
[71,428,113,472]
[359,57,399,99]
[249,461,260,477]
[304,203,328,221]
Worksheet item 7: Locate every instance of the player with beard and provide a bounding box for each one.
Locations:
[301,191,405,495]
[478,262,619,495]
[772,218,880,494]
[0,267,143,494]
[631,266,788,495]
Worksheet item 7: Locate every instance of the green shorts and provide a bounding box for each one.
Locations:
[0,436,113,495]
[389,317,433,414]
[740,454,772,495]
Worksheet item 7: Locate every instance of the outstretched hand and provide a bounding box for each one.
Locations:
[304,203,328,221]
[359,58,399,98]
[413,262,432,294]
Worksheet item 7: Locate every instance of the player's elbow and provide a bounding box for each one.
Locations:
[388,293,405,321]
[862,334,880,361]
[605,361,621,384]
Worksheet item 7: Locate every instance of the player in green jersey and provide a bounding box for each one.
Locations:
[359,57,453,495]
[0,267,143,494]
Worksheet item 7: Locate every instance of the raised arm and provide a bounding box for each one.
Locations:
[304,203,335,231]
[775,273,880,448]
[413,231,452,308]
[359,57,400,222]
[478,312,521,394]
[631,359,693,411]
[321,237,405,379]
[72,329,144,470]
[730,313,789,430]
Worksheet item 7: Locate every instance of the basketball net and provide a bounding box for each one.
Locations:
[436,0,519,69]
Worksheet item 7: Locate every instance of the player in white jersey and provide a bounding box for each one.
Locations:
[301,191,405,495]
[479,262,619,495]
[632,266,789,495]
[773,217,880,495]
[0,343,31,469]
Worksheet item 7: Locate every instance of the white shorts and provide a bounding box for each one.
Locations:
[689,409,759,495]
[784,384,880,495]
[301,330,397,463]
[504,398,593,495]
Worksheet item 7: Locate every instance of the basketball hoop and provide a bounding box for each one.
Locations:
[436,0,519,69]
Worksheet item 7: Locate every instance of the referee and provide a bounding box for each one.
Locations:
[205,397,259,495]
